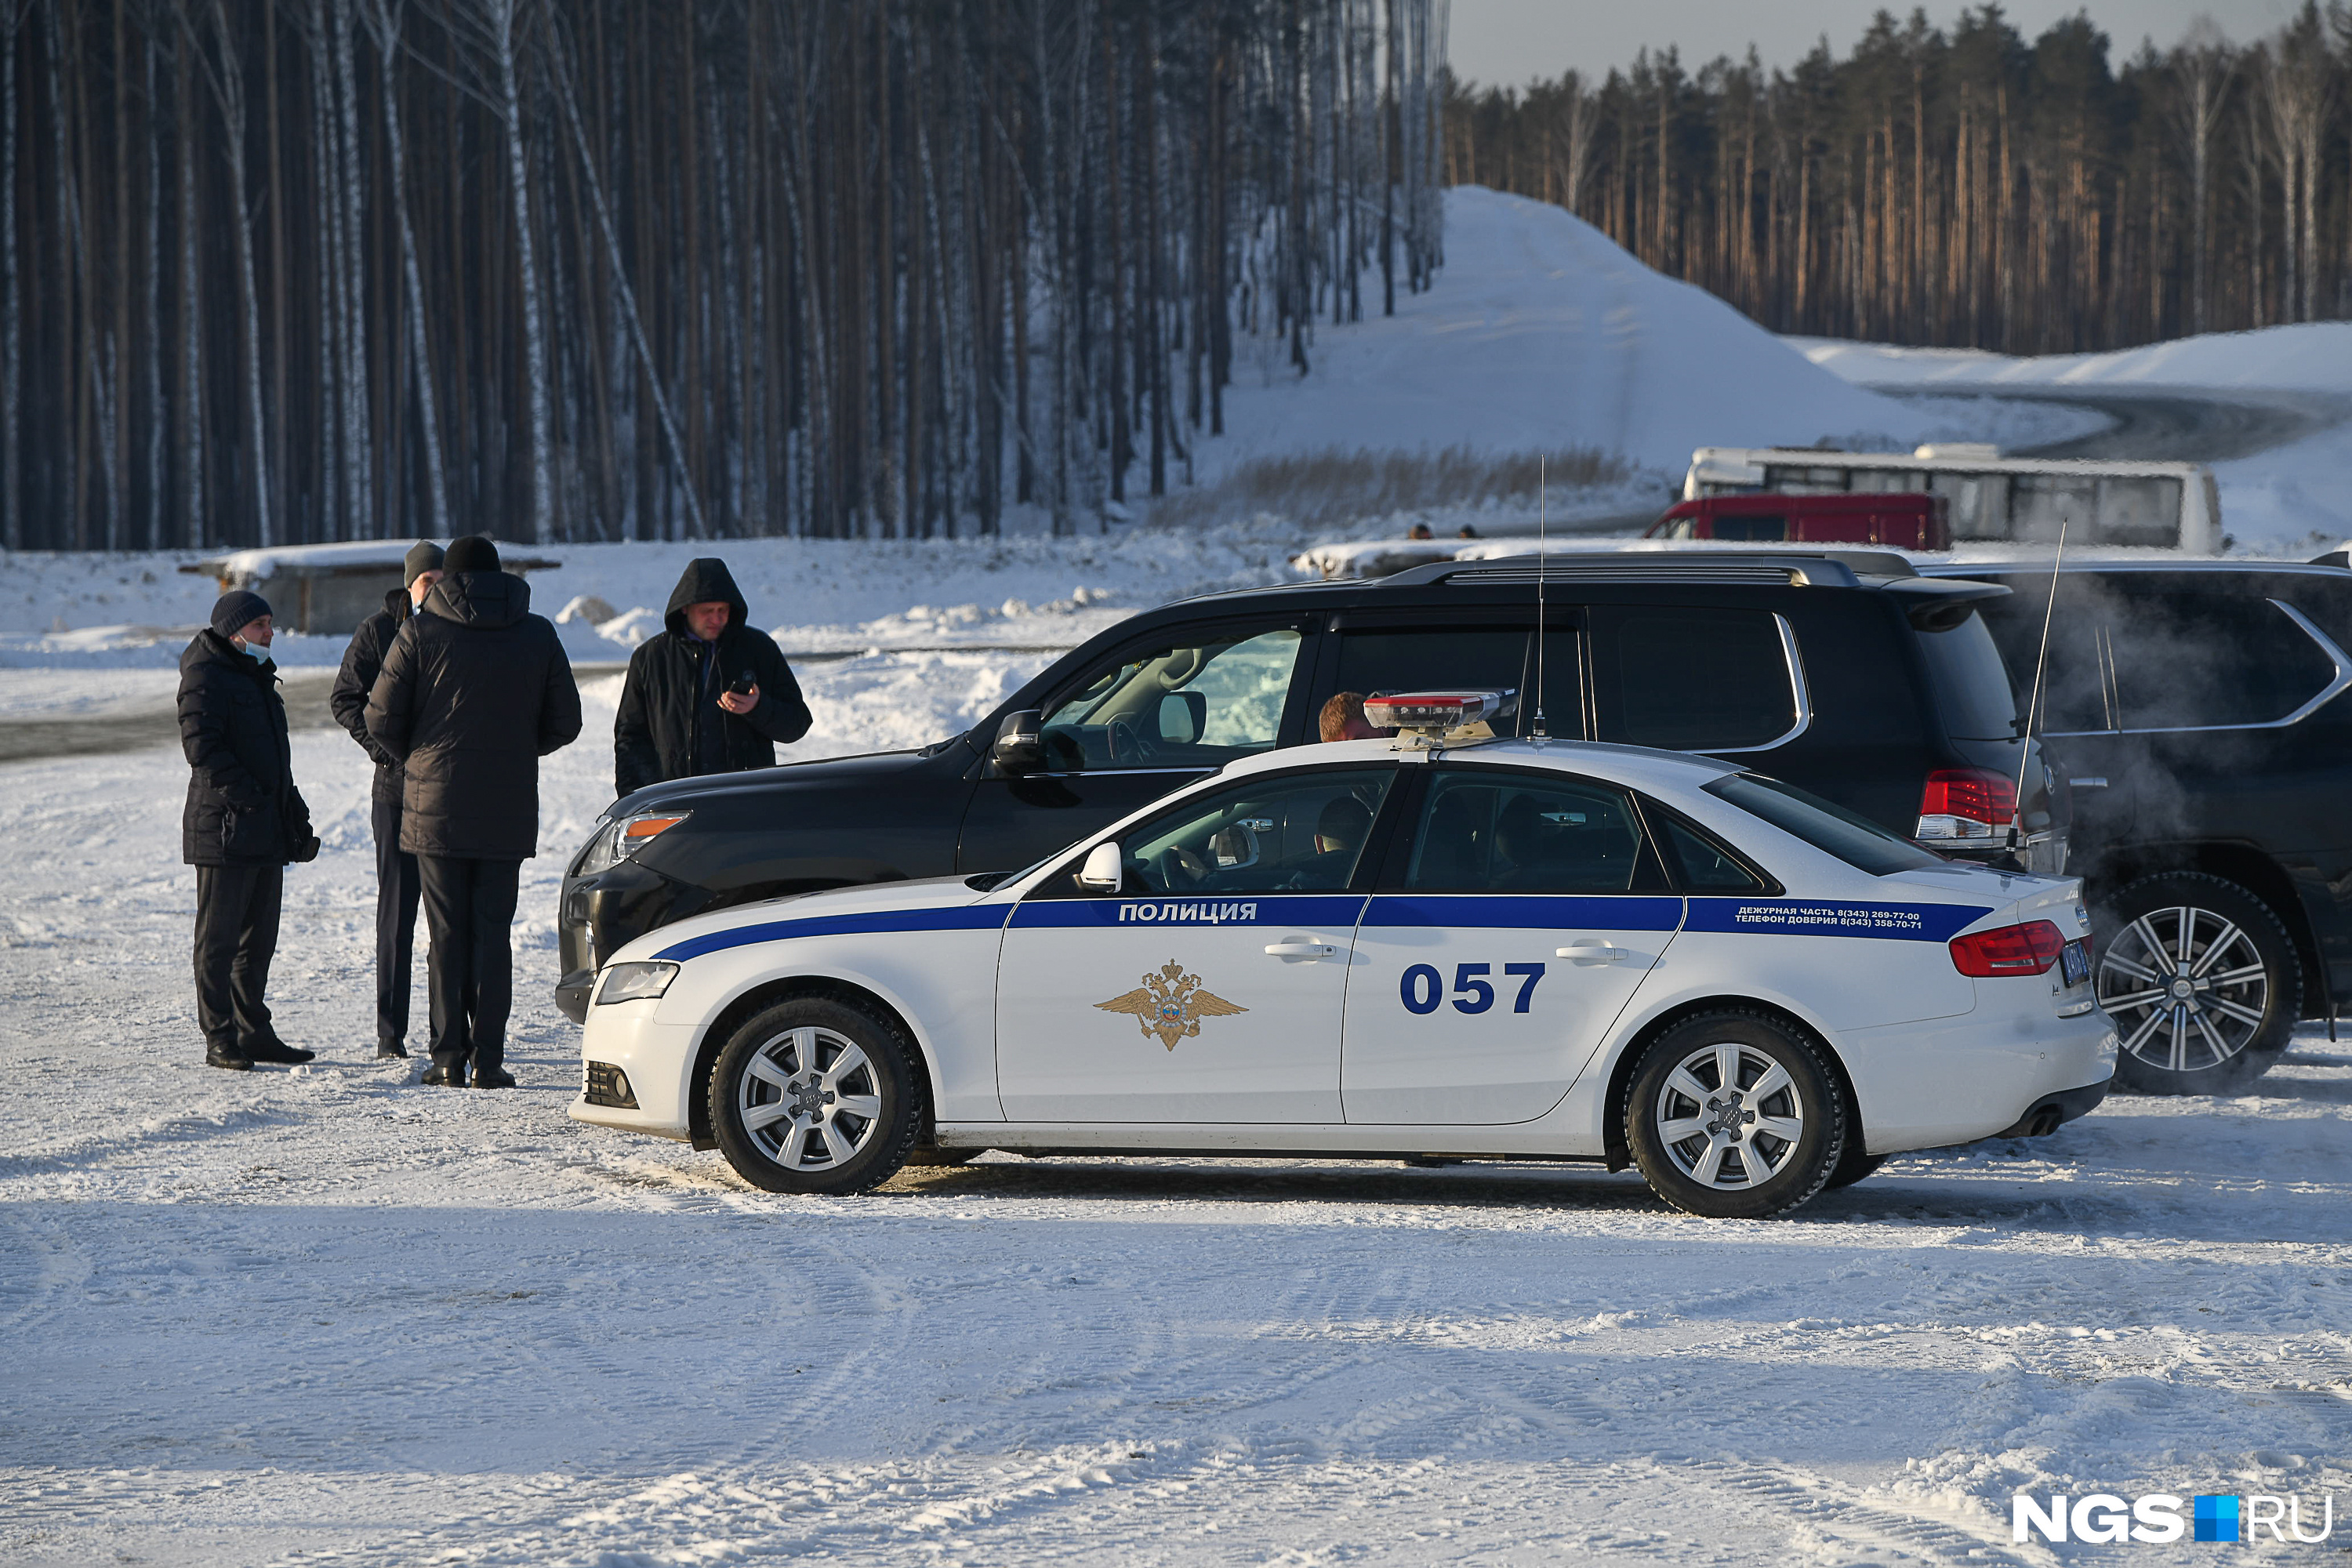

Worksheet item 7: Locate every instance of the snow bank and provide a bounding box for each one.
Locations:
[1210,187,1929,475]
[1795,322,2352,392]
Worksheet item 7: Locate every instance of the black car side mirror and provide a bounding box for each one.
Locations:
[993,709,1044,773]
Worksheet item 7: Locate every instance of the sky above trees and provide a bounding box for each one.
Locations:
[1449,0,2287,85]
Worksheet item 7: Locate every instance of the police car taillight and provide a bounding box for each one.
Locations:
[1914,768,2017,844]
[1949,920,2066,977]
[1363,691,1501,732]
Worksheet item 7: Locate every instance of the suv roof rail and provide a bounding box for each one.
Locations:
[1390,550,1871,590]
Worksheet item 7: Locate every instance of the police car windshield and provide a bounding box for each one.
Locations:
[1704,773,1947,877]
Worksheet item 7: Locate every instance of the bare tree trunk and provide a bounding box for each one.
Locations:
[194,0,274,546]
[478,0,553,542]
[175,19,203,546]
[2,0,21,551]
[362,0,448,536]
[546,11,705,539]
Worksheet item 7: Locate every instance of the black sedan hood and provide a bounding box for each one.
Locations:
[609,739,972,816]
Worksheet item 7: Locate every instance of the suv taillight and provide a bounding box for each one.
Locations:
[1950,920,2066,977]
[1915,768,2017,845]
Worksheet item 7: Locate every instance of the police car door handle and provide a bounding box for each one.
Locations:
[1264,940,1338,959]
[1559,939,1630,964]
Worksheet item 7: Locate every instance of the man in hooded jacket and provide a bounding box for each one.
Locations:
[330,539,444,1060]
[365,536,583,1088]
[180,590,319,1071]
[614,557,811,799]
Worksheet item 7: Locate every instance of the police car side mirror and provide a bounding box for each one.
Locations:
[993,709,1043,773]
[1075,840,1123,894]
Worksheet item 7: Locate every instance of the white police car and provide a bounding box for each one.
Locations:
[570,694,2116,1218]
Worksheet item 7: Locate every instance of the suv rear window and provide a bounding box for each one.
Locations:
[1592,606,1798,751]
[1704,773,1946,876]
[1987,583,2340,733]
[1917,610,2019,741]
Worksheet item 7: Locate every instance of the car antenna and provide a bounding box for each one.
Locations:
[2011,507,2070,851]
[1531,454,1550,749]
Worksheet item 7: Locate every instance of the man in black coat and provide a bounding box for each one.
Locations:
[180,590,319,1071]
[614,557,811,799]
[365,536,583,1089]
[329,540,444,1061]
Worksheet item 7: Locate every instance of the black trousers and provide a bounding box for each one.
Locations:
[417,855,521,1072]
[372,794,423,1050]
[194,862,283,1054]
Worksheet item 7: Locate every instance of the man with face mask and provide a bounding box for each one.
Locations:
[330,542,445,1061]
[179,590,318,1071]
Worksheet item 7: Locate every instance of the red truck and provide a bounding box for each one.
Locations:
[1646,492,1951,550]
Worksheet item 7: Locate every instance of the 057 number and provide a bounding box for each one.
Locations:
[1399,962,1544,1016]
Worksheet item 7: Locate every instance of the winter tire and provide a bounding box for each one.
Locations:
[2096,873,2299,1095]
[710,996,925,1195]
[1822,1146,1887,1190]
[1624,1011,1846,1219]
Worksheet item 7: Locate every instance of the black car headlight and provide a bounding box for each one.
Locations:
[577,811,694,875]
[596,960,681,1005]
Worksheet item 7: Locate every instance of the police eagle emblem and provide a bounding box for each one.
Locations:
[1094,960,1249,1051]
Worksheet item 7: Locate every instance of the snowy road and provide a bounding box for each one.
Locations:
[1890,384,2350,466]
[3,666,2349,1565]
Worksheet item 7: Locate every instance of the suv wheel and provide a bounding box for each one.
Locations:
[2096,873,2299,1095]
[1624,1011,1846,1219]
[710,996,925,1194]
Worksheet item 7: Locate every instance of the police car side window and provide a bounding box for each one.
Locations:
[1402,771,1668,894]
[1648,811,1770,892]
[1036,628,1303,771]
[1112,768,1397,896]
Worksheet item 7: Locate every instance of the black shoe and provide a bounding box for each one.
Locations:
[245,1038,316,1065]
[472,1065,517,1090]
[421,1062,468,1087]
[205,1044,252,1072]
[376,1043,409,1061]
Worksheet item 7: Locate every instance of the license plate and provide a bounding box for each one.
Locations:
[2061,939,2090,987]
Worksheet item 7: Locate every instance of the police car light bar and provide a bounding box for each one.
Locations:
[1363,690,1505,746]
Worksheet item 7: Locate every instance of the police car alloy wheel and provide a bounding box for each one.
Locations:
[1624,1011,1847,1219]
[708,996,925,1195]
[2096,872,2299,1095]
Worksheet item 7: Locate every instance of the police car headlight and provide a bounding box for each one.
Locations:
[597,960,681,1005]
[579,811,693,873]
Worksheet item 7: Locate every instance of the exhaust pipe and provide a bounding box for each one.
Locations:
[1995,1099,2069,1139]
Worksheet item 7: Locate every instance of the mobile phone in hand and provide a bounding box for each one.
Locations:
[726,673,757,697]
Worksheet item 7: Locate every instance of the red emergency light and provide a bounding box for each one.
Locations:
[1363,691,1504,735]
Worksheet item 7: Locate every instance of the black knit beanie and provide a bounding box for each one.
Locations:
[444,535,500,575]
[403,540,445,582]
[209,589,272,640]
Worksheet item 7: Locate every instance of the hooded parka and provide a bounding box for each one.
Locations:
[364,569,583,859]
[613,557,811,798]
[179,629,308,865]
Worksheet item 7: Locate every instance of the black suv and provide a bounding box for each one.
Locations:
[555,549,2063,1021]
[1929,558,2352,1094]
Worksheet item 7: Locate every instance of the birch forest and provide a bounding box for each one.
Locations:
[1445,2,2352,354]
[1,0,1447,552]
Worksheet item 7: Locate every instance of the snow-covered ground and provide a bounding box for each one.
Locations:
[1210,189,1929,478]
[4,677,2348,1567]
